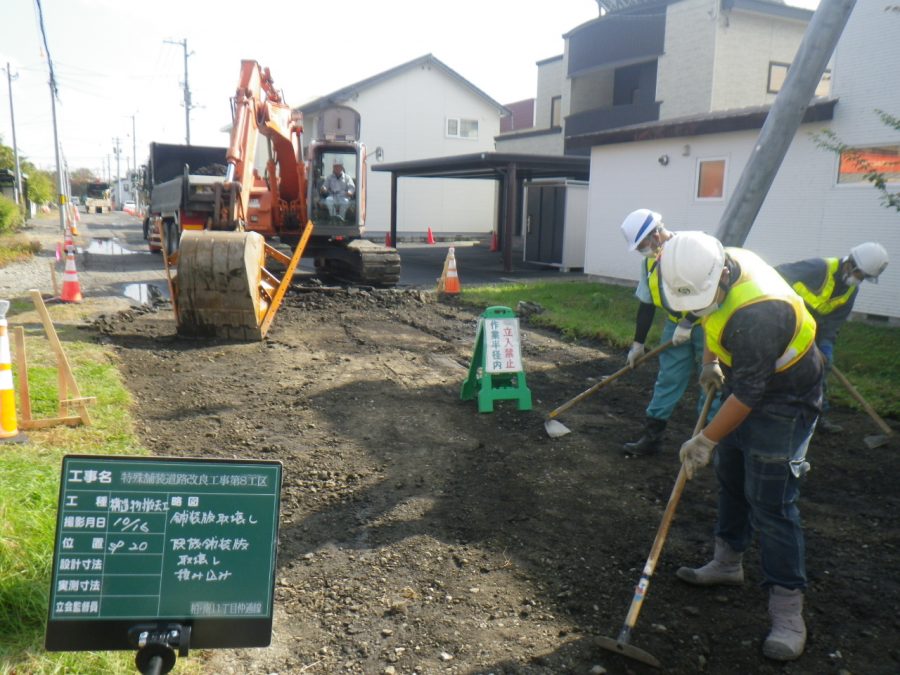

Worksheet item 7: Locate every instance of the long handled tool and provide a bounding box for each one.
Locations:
[544,341,673,438]
[597,387,716,668]
[830,365,894,449]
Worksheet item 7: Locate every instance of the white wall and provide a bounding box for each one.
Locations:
[711,7,809,111]
[535,57,565,129]
[657,0,718,119]
[353,64,500,235]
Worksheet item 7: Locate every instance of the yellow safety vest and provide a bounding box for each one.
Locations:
[790,257,857,315]
[703,248,816,372]
[645,257,697,325]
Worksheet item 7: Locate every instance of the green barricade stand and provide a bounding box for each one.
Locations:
[460,306,532,413]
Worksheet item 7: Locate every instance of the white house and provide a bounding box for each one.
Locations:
[497,0,817,156]
[578,2,900,320]
[294,54,508,238]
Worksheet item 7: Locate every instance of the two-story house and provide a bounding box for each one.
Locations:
[497,0,817,155]
[294,54,508,239]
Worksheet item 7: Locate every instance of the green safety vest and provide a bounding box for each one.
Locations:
[703,248,816,372]
[645,256,697,325]
[791,257,857,316]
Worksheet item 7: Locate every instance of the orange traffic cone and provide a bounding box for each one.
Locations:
[426,227,435,245]
[443,247,461,295]
[71,204,80,236]
[385,231,392,248]
[489,230,499,252]
[60,245,83,303]
[0,300,26,443]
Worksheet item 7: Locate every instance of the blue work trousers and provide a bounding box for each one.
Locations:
[646,320,718,422]
[714,408,816,590]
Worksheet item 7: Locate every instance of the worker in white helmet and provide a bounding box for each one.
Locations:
[776,242,889,433]
[659,231,823,662]
[618,208,719,456]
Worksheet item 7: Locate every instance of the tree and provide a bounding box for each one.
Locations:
[69,167,99,198]
[814,110,900,213]
[26,169,54,205]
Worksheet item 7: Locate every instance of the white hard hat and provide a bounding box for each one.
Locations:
[620,209,662,251]
[849,242,888,282]
[659,231,726,312]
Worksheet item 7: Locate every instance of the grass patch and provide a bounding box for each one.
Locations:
[460,280,663,347]
[0,235,41,267]
[0,308,202,674]
[459,280,898,419]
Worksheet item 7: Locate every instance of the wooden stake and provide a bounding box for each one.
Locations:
[29,289,91,426]
[49,260,59,297]
[13,326,32,423]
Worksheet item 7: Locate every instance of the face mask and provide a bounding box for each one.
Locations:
[638,247,656,259]
[843,273,862,287]
[693,302,719,317]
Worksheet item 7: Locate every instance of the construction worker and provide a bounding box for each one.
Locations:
[776,242,889,433]
[659,231,823,662]
[619,209,717,456]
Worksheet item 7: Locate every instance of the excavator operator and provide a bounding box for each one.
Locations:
[322,160,355,221]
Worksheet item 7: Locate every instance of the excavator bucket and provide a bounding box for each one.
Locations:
[168,227,309,340]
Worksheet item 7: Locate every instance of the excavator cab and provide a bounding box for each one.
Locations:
[310,147,364,229]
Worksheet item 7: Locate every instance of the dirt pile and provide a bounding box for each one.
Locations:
[96,287,899,674]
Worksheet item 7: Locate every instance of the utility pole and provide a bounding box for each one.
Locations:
[164,38,193,145]
[113,137,122,207]
[3,63,23,206]
[715,0,857,246]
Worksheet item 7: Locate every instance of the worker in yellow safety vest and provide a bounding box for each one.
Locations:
[658,231,823,663]
[618,209,719,457]
[775,242,889,433]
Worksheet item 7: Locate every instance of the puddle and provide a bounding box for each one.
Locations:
[85,238,146,255]
[122,283,168,305]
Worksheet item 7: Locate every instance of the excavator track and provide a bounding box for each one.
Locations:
[319,239,401,287]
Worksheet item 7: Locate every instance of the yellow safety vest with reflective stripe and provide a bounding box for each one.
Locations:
[790,257,857,316]
[645,257,697,325]
[703,248,816,372]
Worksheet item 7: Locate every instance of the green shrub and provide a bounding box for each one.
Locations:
[0,195,23,234]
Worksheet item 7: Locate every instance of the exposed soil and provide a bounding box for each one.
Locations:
[90,287,899,675]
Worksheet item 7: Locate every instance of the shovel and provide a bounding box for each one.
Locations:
[597,387,716,669]
[830,365,894,449]
[544,341,673,438]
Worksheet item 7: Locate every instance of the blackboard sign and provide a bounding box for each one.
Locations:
[45,455,283,652]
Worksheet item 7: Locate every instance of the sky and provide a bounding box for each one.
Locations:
[1,0,819,178]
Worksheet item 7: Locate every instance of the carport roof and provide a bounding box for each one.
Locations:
[372,152,590,181]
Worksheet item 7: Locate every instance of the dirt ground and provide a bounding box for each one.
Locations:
[90,286,899,675]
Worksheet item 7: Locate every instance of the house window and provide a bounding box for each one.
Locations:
[696,158,726,199]
[768,62,831,97]
[550,96,561,128]
[837,145,900,184]
[446,117,479,139]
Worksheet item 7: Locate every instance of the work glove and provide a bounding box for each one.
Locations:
[700,361,725,390]
[818,341,834,366]
[679,431,718,480]
[672,319,694,346]
[626,341,645,368]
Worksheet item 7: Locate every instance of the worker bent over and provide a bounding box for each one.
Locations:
[659,231,824,662]
[776,242,889,433]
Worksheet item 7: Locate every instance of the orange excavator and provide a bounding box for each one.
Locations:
[158,60,400,340]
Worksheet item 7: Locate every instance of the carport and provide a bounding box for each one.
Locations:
[372,152,590,273]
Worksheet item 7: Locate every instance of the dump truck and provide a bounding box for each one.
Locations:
[153,60,400,340]
[142,143,228,256]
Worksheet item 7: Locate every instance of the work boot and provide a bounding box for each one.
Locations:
[676,537,744,586]
[817,416,843,434]
[622,417,667,456]
[763,586,806,661]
